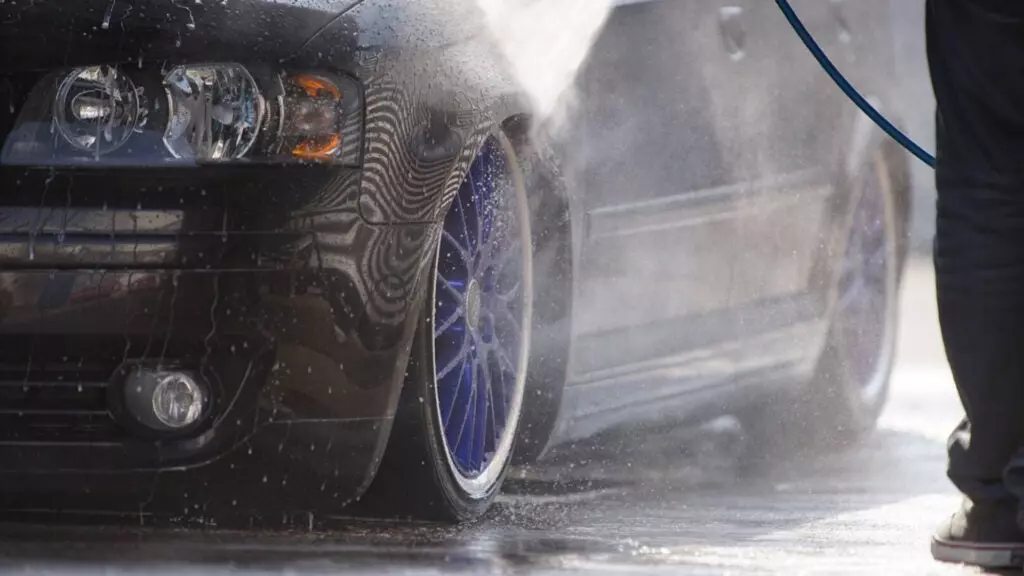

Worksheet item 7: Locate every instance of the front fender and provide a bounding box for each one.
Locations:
[293,0,612,226]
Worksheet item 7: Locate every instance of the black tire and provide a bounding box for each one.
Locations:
[505,123,573,467]
[364,129,533,522]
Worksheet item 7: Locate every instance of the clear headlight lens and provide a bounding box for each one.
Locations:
[1,63,362,167]
[55,66,148,156]
[163,64,264,162]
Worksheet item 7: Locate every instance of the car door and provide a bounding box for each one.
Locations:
[722,0,849,372]
[565,0,755,382]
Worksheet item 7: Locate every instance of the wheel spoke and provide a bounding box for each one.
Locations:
[472,359,489,470]
[455,188,474,254]
[460,359,479,470]
[441,354,471,427]
[481,348,499,452]
[441,231,474,269]
[495,350,511,416]
[491,306,522,343]
[493,243,523,295]
[495,279,521,303]
[490,235,518,269]
[449,355,475,447]
[434,307,464,338]
[438,275,466,307]
[494,344,518,408]
[437,334,471,380]
[495,344,517,376]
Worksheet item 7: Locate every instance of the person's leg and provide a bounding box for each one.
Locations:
[927,0,1024,568]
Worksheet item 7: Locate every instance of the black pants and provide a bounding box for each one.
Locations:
[927,0,1024,510]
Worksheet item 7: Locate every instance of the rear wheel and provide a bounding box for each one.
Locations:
[812,147,901,439]
[369,130,533,521]
[739,147,902,459]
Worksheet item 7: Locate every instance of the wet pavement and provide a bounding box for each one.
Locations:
[0,261,994,574]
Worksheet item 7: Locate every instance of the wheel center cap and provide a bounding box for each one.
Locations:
[466,279,482,331]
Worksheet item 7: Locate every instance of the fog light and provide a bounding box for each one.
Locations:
[123,367,206,432]
[153,373,205,428]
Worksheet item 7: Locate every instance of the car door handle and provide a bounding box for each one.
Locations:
[719,6,747,61]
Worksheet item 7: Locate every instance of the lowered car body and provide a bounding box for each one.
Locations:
[0,0,910,521]
[0,0,581,519]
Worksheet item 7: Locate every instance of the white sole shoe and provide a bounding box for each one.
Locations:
[931,536,1024,569]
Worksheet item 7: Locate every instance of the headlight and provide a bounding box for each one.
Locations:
[1,63,362,167]
[162,64,265,162]
[54,66,147,156]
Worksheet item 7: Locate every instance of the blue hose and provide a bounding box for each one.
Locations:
[775,0,936,169]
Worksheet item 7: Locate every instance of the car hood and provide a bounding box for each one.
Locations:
[0,0,363,72]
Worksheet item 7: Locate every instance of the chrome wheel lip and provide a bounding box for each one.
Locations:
[429,132,532,498]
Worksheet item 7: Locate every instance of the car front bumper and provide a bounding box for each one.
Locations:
[0,165,434,518]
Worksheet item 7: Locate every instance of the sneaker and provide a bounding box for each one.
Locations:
[931,498,1024,568]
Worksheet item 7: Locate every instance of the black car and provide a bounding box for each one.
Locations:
[0,0,911,522]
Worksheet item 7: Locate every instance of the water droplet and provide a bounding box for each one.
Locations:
[101,0,115,29]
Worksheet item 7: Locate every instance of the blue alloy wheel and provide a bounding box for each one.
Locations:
[431,134,532,494]
[832,153,897,406]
